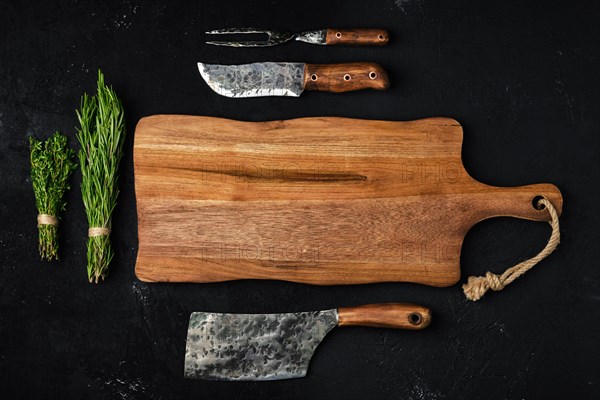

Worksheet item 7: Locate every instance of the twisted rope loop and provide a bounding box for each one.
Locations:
[463,198,560,301]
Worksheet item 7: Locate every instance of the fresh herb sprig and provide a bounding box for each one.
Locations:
[76,70,126,283]
[30,132,77,261]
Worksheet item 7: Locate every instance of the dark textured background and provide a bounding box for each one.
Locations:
[1,0,599,398]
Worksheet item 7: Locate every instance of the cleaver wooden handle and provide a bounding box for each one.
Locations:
[338,303,431,330]
[304,63,389,93]
[325,28,389,46]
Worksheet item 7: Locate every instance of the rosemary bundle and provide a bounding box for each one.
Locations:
[76,70,126,283]
[30,132,77,261]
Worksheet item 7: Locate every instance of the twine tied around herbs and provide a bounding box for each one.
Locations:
[37,214,59,227]
[463,197,561,301]
[88,227,111,237]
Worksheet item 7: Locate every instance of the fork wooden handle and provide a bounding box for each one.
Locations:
[325,29,389,46]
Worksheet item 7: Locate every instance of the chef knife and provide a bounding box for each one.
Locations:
[184,303,431,381]
[197,61,389,98]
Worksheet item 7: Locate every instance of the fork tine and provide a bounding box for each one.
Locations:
[205,40,278,47]
[205,28,271,35]
[205,28,294,47]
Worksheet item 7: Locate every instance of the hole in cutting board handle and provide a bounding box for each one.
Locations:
[532,195,546,210]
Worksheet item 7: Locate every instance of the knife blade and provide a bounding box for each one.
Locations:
[184,303,431,381]
[197,61,389,98]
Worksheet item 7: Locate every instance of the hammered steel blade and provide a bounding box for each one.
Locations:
[197,62,306,98]
[205,28,295,47]
[205,28,326,47]
[184,309,338,381]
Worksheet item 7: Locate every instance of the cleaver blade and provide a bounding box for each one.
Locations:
[184,303,431,381]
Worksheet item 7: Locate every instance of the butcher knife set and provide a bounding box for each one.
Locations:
[132,27,563,380]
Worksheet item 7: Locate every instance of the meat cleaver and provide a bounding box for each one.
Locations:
[184,303,431,381]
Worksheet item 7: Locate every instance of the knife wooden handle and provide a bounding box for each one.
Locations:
[338,303,431,330]
[325,29,389,46]
[304,63,389,93]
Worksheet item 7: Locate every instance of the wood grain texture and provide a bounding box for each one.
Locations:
[338,303,431,330]
[303,63,389,92]
[325,28,389,46]
[133,115,562,286]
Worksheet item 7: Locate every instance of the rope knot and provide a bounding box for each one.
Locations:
[462,272,504,301]
[485,271,504,291]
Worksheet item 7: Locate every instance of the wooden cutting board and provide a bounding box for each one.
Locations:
[134,115,562,286]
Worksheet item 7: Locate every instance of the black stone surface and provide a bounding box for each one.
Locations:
[1,0,598,398]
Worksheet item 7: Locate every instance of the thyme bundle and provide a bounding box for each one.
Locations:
[76,70,126,283]
[30,132,77,261]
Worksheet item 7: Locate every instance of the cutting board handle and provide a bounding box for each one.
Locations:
[338,303,432,330]
[474,183,562,222]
